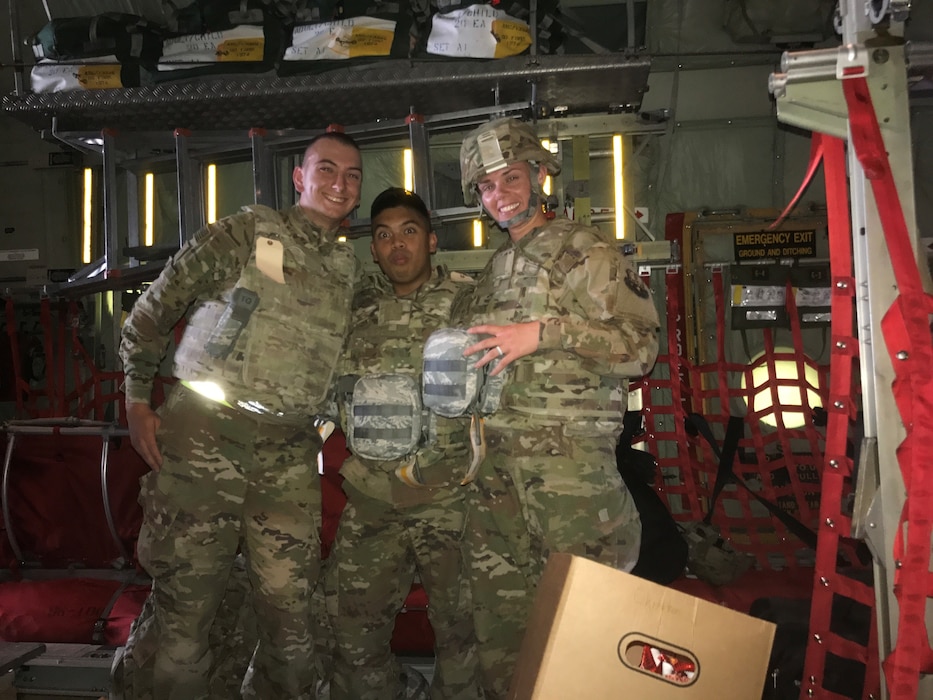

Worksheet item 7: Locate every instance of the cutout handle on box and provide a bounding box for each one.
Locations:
[618,633,699,686]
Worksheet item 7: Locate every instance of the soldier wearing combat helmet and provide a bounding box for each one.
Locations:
[451,117,662,699]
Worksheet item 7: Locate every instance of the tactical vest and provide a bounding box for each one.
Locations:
[342,269,470,459]
[461,218,627,425]
[174,205,355,422]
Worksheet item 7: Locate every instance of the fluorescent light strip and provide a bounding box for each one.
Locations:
[472,219,483,248]
[541,140,552,195]
[144,173,154,246]
[612,135,624,240]
[82,168,93,264]
[403,149,413,192]
[206,164,217,224]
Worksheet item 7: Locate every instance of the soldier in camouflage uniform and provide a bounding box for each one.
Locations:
[117,132,363,699]
[453,118,661,699]
[330,188,482,700]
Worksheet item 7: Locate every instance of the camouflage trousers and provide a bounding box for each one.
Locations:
[113,554,258,700]
[329,480,482,700]
[464,424,641,700]
[126,384,326,699]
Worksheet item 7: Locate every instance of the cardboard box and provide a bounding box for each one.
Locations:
[509,553,776,699]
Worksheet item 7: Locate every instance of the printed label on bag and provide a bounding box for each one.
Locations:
[284,18,396,60]
[31,57,122,93]
[160,25,265,70]
[427,4,530,58]
[77,64,123,89]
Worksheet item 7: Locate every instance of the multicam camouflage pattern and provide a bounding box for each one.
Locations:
[347,373,423,460]
[453,216,660,430]
[121,204,358,421]
[331,266,482,700]
[679,520,755,586]
[112,554,258,700]
[465,426,642,699]
[338,267,476,495]
[330,481,479,700]
[422,327,484,418]
[450,215,659,699]
[123,384,326,699]
[459,117,561,205]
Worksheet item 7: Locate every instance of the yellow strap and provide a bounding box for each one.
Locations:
[461,414,486,485]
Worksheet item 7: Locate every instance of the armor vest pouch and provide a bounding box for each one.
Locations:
[422,328,484,418]
[348,373,423,460]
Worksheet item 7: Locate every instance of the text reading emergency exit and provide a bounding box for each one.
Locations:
[733,230,816,260]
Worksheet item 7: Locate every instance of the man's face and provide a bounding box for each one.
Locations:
[292,138,363,230]
[370,205,437,296]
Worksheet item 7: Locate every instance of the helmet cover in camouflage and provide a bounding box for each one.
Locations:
[459,117,561,205]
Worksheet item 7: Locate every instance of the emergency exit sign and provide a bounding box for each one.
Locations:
[733,230,816,260]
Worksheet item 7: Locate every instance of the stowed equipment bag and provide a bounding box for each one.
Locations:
[346,373,423,461]
[422,328,484,418]
[32,13,164,64]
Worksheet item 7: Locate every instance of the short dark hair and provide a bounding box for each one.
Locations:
[370,188,432,235]
[302,131,361,163]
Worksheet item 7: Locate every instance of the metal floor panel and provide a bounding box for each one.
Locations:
[2,55,651,132]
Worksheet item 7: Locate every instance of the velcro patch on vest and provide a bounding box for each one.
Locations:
[423,328,484,418]
[348,373,423,460]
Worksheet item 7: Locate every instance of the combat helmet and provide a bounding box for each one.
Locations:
[459,117,561,207]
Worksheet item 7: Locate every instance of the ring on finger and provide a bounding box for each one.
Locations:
[496,346,504,357]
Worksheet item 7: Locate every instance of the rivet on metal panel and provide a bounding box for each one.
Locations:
[835,280,848,288]
[833,400,844,409]
[820,576,829,586]
[813,634,822,643]
[825,518,835,528]
[896,350,908,360]
[835,340,846,349]
[829,459,838,468]
[895,560,902,569]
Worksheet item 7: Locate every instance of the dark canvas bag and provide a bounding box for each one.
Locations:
[32,13,163,65]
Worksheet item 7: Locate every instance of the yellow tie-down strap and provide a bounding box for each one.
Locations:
[394,414,486,488]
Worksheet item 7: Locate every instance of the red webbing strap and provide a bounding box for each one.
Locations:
[842,76,933,697]
[710,269,732,414]
[783,279,826,509]
[768,135,825,231]
[4,297,28,415]
[663,267,705,521]
[802,132,862,699]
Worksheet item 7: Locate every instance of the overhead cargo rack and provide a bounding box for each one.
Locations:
[1,55,651,132]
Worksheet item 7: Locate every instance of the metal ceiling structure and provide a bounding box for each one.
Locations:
[1,54,651,132]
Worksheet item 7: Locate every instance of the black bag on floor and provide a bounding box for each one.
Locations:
[617,412,688,585]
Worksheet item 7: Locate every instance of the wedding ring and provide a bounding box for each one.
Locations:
[496,346,504,357]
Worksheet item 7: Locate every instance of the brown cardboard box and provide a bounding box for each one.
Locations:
[509,553,776,699]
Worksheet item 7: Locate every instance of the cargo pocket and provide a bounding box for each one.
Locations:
[135,471,183,578]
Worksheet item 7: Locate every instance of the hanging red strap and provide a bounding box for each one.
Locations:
[768,135,825,230]
[842,76,933,698]
[4,297,28,415]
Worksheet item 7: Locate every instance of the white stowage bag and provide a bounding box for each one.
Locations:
[426,4,531,58]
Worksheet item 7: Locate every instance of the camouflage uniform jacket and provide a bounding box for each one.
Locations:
[120,204,359,422]
[338,265,475,500]
[453,216,660,433]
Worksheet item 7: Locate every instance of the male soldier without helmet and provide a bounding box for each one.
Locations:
[118,132,363,699]
[329,188,481,700]
[453,117,661,699]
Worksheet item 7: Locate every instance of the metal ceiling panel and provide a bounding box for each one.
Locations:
[2,55,651,132]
